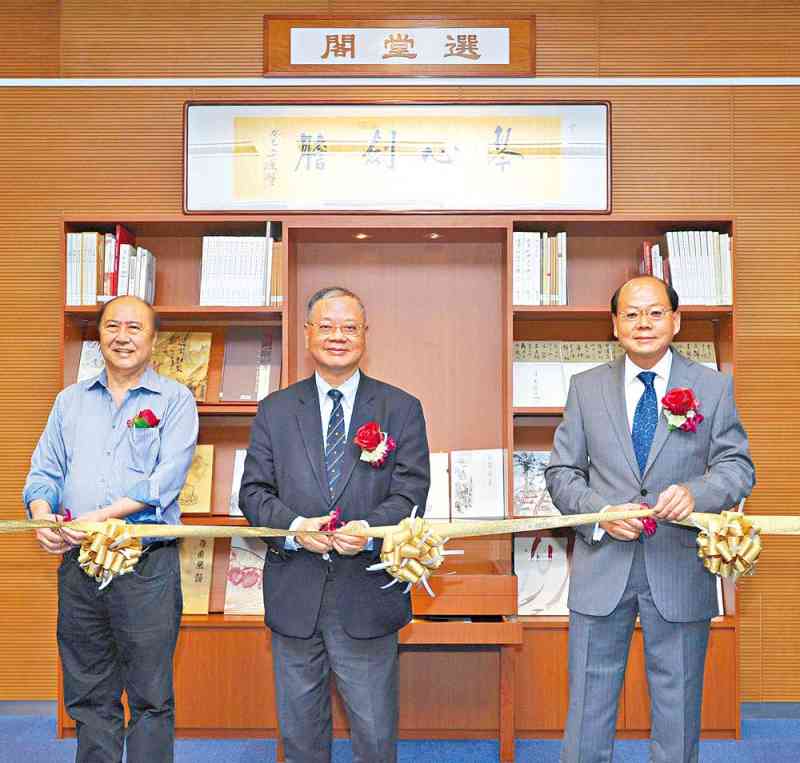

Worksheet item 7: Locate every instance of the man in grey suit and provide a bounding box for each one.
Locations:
[239,286,430,763]
[546,276,755,763]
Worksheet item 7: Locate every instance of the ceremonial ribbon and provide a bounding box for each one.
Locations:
[7,509,797,592]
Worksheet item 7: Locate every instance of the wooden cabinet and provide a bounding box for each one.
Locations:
[58,212,740,745]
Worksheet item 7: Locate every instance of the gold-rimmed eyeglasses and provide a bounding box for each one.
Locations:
[306,321,365,337]
[619,307,673,323]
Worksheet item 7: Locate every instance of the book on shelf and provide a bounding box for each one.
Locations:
[662,230,732,305]
[179,537,214,615]
[81,232,104,306]
[223,537,265,615]
[151,331,212,402]
[450,449,506,520]
[512,231,567,306]
[514,532,574,616]
[219,326,282,403]
[228,448,247,517]
[199,222,280,307]
[671,341,718,369]
[424,452,450,521]
[65,226,152,305]
[76,340,105,382]
[178,444,214,515]
[512,341,565,407]
[513,451,559,517]
[269,237,284,306]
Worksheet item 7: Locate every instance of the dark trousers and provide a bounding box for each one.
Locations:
[271,576,399,763]
[57,543,182,763]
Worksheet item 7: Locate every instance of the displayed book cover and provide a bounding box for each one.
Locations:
[151,331,212,402]
[424,452,450,521]
[229,448,247,517]
[672,341,718,370]
[514,532,574,615]
[513,341,565,407]
[512,451,559,517]
[223,537,265,615]
[76,340,105,382]
[450,449,506,520]
[178,444,214,515]
[179,537,214,615]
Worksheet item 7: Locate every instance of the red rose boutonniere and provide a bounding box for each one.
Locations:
[127,408,160,429]
[662,388,704,433]
[354,422,396,469]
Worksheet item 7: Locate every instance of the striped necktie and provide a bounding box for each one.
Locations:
[324,389,345,501]
[632,371,658,475]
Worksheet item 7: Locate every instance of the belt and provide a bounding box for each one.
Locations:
[142,539,178,551]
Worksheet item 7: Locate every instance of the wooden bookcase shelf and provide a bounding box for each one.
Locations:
[57,213,741,750]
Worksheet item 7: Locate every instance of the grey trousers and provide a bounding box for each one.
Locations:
[561,541,711,763]
[57,542,182,763]
[271,577,399,763]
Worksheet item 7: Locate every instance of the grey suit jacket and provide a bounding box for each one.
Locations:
[239,373,430,639]
[545,350,755,622]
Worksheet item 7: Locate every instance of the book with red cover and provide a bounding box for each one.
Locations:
[113,224,135,296]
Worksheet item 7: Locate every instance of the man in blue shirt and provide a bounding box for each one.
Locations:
[24,295,198,763]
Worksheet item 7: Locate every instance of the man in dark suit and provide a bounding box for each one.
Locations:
[546,276,755,763]
[239,286,430,763]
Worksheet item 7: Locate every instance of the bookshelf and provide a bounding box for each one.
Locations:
[58,213,740,749]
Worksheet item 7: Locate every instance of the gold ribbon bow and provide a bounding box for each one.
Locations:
[695,510,762,580]
[77,518,143,589]
[367,511,462,596]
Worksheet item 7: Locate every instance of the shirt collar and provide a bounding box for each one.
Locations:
[87,365,163,394]
[625,348,673,387]
[315,369,360,408]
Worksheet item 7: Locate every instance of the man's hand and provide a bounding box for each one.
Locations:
[57,508,109,546]
[296,516,335,554]
[651,484,695,522]
[599,502,646,541]
[33,514,71,554]
[332,521,369,557]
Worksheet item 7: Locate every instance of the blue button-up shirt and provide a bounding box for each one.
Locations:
[23,366,198,526]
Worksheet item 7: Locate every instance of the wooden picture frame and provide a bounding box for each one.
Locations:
[183,101,611,214]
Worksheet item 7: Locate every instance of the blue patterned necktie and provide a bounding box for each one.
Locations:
[632,371,658,475]
[324,389,345,501]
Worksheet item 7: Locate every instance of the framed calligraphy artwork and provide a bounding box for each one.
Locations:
[184,102,611,213]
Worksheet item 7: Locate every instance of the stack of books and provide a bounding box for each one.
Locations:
[512,231,568,306]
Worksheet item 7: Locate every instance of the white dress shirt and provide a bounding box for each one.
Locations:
[593,350,673,541]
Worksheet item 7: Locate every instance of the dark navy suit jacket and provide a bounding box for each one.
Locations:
[239,373,430,638]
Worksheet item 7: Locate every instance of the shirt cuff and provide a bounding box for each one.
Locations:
[24,485,60,518]
[284,515,306,551]
[126,479,162,522]
[358,520,374,552]
[592,505,612,542]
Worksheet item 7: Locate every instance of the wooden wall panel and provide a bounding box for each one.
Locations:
[0,1,60,77]
[1,0,799,705]
[599,1,800,76]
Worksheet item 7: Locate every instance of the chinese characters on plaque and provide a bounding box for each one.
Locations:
[185,104,609,212]
[296,27,508,66]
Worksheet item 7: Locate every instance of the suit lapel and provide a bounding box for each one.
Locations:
[642,350,701,479]
[601,356,641,480]
[295,376,328,501]
[329,373,377,508]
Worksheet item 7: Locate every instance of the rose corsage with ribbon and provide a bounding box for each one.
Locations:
[661,387,704,432]
[354,421,396,468]
[127,408,160,429]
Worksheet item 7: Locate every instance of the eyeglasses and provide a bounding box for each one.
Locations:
[306,321,365,337]
[618,307,673,323]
